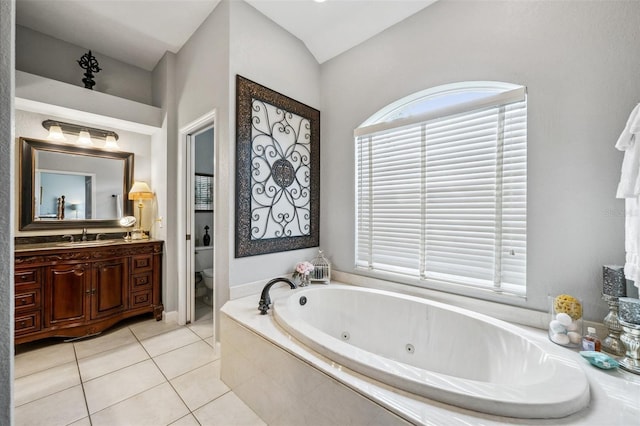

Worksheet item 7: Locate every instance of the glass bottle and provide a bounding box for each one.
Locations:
[582,327,602,351]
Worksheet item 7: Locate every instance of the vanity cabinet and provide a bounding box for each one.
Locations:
[15,240,163,344]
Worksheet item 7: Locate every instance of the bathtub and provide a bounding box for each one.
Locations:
[271,285,590,419]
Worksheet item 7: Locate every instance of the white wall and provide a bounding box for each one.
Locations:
[228,0,321,285]
[320,0,640,321]
[151,51,176,311]
[16,25,153,105]
[172,0,321,331]
[0,0,14,422]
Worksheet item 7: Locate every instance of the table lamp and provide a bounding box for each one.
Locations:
[128,181,153,239]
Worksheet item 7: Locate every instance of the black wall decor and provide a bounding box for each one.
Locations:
[77,50,101,90]
[235,75,320,257]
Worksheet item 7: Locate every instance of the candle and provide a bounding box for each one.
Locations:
[603,265,627,297]
[619,297,640,325]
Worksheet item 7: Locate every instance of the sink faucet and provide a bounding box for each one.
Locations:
[258,277,297,315]
[81,228,88,241]
[96,233,107,241]
[62,234,74,242]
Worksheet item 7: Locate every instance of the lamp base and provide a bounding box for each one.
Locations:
[131,229,148,240]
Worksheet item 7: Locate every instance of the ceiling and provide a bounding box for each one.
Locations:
[16,0,437,71]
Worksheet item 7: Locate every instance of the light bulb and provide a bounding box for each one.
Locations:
[104,135,119,150]
[77,130,93,146]
[47,124,66,141]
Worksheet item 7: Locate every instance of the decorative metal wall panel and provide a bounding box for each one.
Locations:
[235,75,320,257]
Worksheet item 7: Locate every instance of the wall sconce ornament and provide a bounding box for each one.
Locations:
[42,120,119,149]
[77,50,101,90]
[235,75,320,257]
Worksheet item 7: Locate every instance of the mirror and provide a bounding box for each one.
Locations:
[20,137,134,230]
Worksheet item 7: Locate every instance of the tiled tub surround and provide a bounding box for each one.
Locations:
[221,283,640,425]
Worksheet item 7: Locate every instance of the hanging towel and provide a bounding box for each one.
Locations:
[615,103,640,287]
[616,103,640,198]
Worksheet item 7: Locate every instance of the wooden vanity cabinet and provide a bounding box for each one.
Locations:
[15,240,163,344]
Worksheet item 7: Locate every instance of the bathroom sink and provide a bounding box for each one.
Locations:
[56,240,121,248]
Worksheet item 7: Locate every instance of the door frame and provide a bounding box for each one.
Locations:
[177,110,216,326]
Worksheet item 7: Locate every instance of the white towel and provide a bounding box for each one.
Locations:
[616,103,640,287]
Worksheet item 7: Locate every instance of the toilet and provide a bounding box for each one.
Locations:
[194,246,214,306]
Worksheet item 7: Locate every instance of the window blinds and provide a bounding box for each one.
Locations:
[355,90,526,294]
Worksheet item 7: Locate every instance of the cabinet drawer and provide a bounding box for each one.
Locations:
[15,288,41,313]
[131,272,152,290]
[131,254,153,274]
[15,269,40,287]
[15,311,41,335]
[130,290,152,308]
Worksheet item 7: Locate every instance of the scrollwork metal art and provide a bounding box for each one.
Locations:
[235,76,320,257]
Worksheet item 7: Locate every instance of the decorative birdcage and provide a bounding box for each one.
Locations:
[310,250,331,283]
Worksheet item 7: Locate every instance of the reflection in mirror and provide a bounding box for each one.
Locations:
[20,137,134,230]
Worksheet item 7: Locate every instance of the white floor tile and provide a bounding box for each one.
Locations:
[74,326,138,359]
[153,340,215,379]
[67,417,92,426]
[14,342,76,378]
[170,361,229,411]
[141,327,201,357]
[169,413,201,426]
[83,359,165,414]
[188,319,214,339]
[14,385,87,426]
[14,361,80,407]
[129,317,181,341]
[194,392,266,426]
[78,341,149,382]
[90,382,189,426]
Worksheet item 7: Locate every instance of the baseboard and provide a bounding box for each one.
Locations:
[162,310,178,324]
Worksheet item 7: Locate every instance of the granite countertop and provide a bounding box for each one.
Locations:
[15,238,162,253]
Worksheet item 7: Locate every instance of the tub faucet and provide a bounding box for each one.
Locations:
[258,277,297,315]
[81,228,88,241]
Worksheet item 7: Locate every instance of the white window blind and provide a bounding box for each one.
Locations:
[356,85,526,294]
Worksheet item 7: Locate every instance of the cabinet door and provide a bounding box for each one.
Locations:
[46,263,90,327]
[92,258,128,319]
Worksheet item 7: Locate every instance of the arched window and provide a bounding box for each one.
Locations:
[355,82,526,295]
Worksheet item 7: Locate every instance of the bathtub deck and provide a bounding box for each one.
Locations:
[221,284,640,425]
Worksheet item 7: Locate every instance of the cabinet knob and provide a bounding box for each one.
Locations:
[21,299,27,305]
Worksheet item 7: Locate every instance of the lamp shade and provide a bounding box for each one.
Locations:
[104,135,119,150]
[128,181,154,200]
[77,130,93,146]
[47,124,66,141]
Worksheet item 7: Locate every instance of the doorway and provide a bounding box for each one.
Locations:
[179,111,216,329]
[191,126,215,322]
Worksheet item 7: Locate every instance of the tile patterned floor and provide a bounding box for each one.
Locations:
[14,316,266,426]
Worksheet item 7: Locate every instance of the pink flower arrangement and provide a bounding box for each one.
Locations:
[293,261,314,279]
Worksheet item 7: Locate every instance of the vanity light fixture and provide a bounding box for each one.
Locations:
[42,120,119,149]
[128,181,154,239]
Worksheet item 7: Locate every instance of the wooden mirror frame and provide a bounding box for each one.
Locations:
[19,137,134,230]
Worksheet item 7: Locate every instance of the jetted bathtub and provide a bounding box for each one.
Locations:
[273,285,590,419]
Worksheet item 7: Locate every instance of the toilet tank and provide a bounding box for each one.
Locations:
[194,246,214,272]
